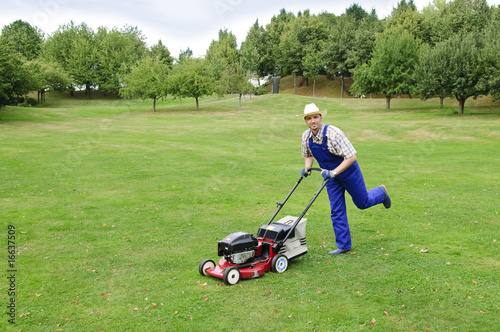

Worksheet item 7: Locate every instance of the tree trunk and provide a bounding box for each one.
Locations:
[196,97,199,111]
[239,93,242,111]
[456,96,465,115]
[153,96,157,112]
[440,97,444,108]
[293,73,297,94]
[386,95,391,109]
[180,96,182,106]
[313,79,316,97]
[340,76,344,99]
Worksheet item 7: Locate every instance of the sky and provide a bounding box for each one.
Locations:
[1,0,499,58]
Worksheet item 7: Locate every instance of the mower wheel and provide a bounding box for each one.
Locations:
[223,267,241,285]
[199,259,216,276]
[271,254,288,273]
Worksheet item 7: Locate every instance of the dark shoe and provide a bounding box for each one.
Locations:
[381,185,391,209]
[329,248,351,255]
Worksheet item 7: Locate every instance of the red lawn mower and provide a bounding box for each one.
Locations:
[199,169,329,285]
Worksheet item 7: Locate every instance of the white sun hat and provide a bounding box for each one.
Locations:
[303,103,327,119]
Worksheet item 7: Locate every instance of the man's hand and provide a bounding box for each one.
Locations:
[321,169,336,180]
[300,168,311,178]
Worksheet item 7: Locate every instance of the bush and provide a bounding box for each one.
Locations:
[254,86,267,96]
[20,97,38,107]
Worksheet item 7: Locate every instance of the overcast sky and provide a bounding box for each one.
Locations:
[1,0,499,58]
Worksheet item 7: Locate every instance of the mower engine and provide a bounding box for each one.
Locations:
[218,231,258,264]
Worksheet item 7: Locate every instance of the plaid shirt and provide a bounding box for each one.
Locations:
[301,124,356,159]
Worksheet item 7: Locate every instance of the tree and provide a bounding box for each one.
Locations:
[177,48,193,65]
[0,20,43,60]
[149,40,173,68]
[68,25,97,96]
[169,58,215,111]
[26,59,71,103]
[240,20,265,86]
[262,9,296,76]
[427,0,491,45]
[351,27,421,109]
[414,32,487,114]
[0,42,31,107]
[95,25,148,94]
[482,6,500,101]
[414,44,450,108]
[205,29,240,84]
[221,62,254,110]
[279,11,327,94]
[322,5,381,98]
[386,0,429,43]
[302,49,323,97]
[120,56,170,112]
[43,21,98,96]
[346,3,370,21]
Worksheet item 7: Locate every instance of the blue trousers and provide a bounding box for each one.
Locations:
[325,162,385,249]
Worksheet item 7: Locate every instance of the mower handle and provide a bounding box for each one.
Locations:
[265,168,325,226]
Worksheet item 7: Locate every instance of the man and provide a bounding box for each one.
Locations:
[300,103,391,254]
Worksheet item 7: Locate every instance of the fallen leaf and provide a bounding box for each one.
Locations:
[370,318,376,324]
[152,303,157,308]
[384,311,389,316]
[472,280,478,285]
[203,295,208,301]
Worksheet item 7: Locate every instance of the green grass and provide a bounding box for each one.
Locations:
[1,93,499,331]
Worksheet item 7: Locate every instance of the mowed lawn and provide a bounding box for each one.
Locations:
[1,93,499,331]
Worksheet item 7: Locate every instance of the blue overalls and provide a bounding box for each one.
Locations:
[309,125,385,250]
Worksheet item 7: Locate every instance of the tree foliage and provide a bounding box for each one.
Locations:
[1,0,500,113]
[0,20,43,61]
[482,6,500,101]
[120,56,170,112]
[0,41,31,107]
[351,27,421,109]
[415,32,487,114]
[205,29,239,83]
[95,25,148,94]
[169,58,215,111]
[26,59,71,103]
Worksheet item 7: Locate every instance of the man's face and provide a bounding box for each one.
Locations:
[304,114,322,133]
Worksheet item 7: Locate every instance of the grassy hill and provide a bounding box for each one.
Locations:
[262,75,365,98]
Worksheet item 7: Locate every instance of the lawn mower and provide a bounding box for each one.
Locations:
[199,168,329,285]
